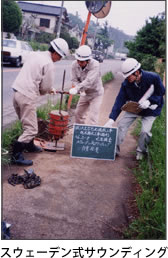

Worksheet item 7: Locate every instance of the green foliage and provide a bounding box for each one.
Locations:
[2,121,22,149]
[125,105,166,239]
[154,61,165,81]
[68,13,85,31]
[29,41,48,51]
[1,121,22,165]
[125,14,165,71]
[102,71,114,84]
[96,21,113,53]
[3,0,22,33]
[140,55,158,72]
[70,37,79,50]
[35,32,55,44]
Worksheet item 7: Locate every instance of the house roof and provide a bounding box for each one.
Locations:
[17,1,69,21]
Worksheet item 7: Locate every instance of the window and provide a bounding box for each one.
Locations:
[40,18,50,28]
[3,39,16,48]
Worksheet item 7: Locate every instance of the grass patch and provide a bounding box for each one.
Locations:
[2,121,22,149]
[1,121,23,165]
[102,71,114,84]
[124,105,166,239]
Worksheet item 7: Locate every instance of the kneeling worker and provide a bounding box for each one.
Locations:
[104,58,165,160]
[11,38,69,166]
[69,45,104,125]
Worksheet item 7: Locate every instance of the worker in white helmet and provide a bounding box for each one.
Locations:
[69,45,104,125]
[11,38,69,166]
[104,58,165,160]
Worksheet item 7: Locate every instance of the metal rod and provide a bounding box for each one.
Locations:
[59,70,66,115]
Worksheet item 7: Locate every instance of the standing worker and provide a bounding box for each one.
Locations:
[104,58,165,160]
[11,38,69,166]
[69,45,104,125]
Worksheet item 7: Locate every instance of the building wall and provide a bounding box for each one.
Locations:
[22,12,58,34]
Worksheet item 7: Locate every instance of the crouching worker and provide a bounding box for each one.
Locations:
[104,58,165,160]
[69,45,104,125]
[11,38,69,166]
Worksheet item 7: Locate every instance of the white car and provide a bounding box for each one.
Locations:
[3,39,33,67]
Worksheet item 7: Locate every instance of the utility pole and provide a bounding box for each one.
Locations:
[56,1,64,38]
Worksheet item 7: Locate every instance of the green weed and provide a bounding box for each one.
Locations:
[1,121,22,165]
[125,105,166,239]
[102,71,114,84]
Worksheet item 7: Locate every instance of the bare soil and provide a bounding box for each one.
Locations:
[2,76,140,240]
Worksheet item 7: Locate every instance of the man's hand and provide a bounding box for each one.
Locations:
[50,88,57,94]
[104,119,114,127]
[139,100,150,109]
[69,87,78,95]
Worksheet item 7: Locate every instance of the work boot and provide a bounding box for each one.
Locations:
[11,141,33,166]
[25,139,42,153]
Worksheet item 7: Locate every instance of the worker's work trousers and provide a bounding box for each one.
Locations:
[116,112,156,154]
[75,94,103,125]
[13,91,38,143]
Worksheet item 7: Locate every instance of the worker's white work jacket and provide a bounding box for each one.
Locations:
[71,58,104,97]
[12,51,55,101]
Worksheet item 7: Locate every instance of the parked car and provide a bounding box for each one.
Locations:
[92,50,104,63]
[2,39,33,67]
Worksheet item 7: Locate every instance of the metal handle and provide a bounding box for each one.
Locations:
[59,70,66,116]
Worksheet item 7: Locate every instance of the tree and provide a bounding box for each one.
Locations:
[96,21,113,56]
[68,13,85,31]
[3,0,22,33]
[60,26,79,50]
[35,32,55,44]
[21,13,37,40]
[125,13,165,71]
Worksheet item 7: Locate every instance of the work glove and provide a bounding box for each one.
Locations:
[50,88,57,94]
[139,100,150,109]
[104,119,114,127]
[69,87,78,95]
[149,104,158,110]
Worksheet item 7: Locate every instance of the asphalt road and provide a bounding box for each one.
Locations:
[2,59,123,128]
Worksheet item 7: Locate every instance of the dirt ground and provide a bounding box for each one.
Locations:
[2,74,140,240]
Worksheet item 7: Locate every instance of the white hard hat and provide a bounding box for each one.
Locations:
[50,38,69,58]
[75,45,92,61]
[121,58,141,78]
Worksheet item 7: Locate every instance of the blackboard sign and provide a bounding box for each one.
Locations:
[71,124,118,160]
